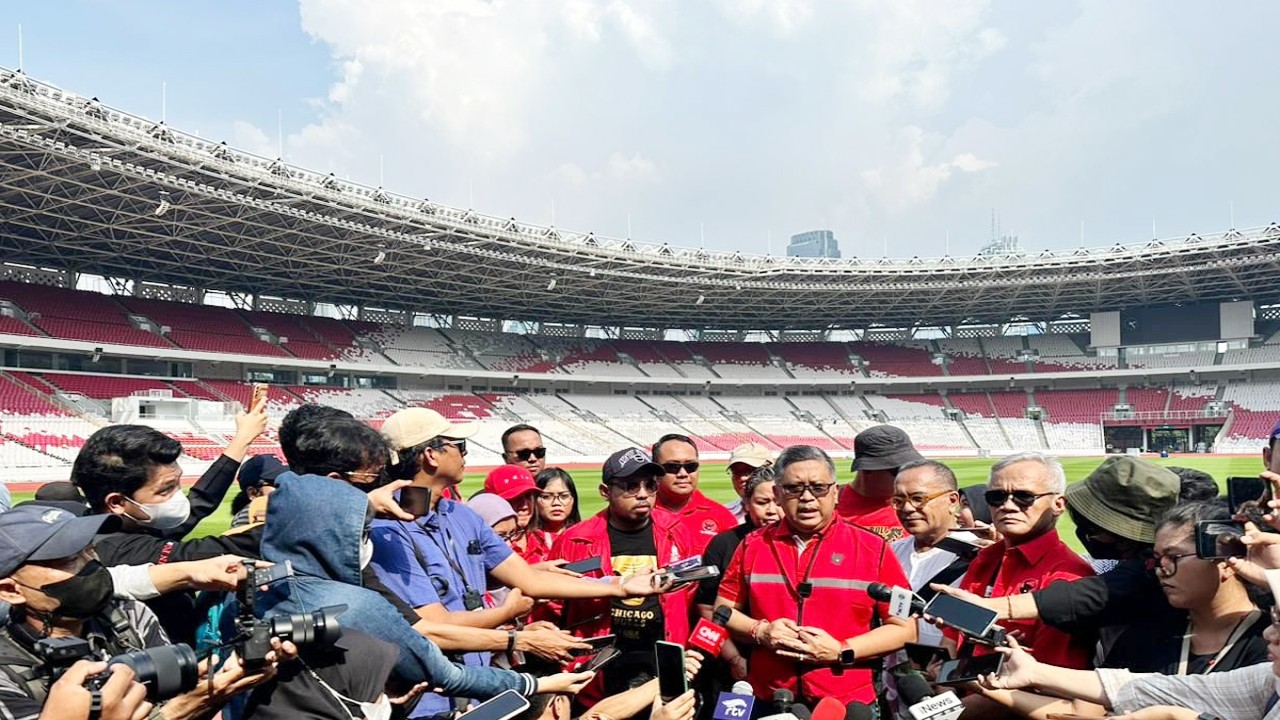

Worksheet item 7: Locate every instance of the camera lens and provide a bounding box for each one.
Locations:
[108,644,199,701]
[265,604,346,650]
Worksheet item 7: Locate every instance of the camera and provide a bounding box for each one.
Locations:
[35,637,199,701]
[234,560,345,670]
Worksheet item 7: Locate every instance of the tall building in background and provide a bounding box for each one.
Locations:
[787,230,841,258]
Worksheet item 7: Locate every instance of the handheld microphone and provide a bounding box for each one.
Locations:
[843,702,875,720]
[810,697,846,720]
[789,704,811,720]
[898,675,964,720]
[866,582,925,619]
[712,681,756,720]
[688,618,730,659]
[756,689,799,720]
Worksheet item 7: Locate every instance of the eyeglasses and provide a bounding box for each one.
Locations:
[984,490,1056,510]
[890,489,954,510]
[607,477,659,496]
[537,492,574,504]
[496,528,525,543]
[345,469,387,484]
[778,482,836,499]
[1153,551,1197,578]
[432,439,468,457]
[511,447,547,462]
[661,462,700,475]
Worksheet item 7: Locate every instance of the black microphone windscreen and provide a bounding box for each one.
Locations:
[865,582,891,602]
[713,604,733,625]
[772,689,795,705]
[896,674,933,706]
[844,702,875,720]
[789,704,812,720]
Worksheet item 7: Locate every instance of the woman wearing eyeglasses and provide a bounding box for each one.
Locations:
[534,468,581,548]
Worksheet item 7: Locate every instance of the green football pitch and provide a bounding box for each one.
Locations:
[20,454,1265,553]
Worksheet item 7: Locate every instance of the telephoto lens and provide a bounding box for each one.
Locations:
[85,644,200,701]
[267,605,346,649]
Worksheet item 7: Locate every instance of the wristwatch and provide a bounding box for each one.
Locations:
[838,645,856,667]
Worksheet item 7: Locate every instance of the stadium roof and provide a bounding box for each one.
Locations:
[2,67,1280,332]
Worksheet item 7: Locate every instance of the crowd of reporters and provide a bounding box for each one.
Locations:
[3,397,1280,720]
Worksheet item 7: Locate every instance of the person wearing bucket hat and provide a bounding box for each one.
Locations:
[836,425,924,542]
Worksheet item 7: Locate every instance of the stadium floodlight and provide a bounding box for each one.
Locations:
[373,250,387,264]
[154,190,171,217]
[547,278,557,290]
[696,295,705,305]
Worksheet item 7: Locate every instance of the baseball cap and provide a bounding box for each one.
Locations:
[727,442,773,469]
[1063,456,1179,543]
[0,504,121,578]
[484,464,539,501]
[851,425,924,472]
[34,481,88,506]
[381,407,477,451]
[602,447,665,483]
[237,455,286,493]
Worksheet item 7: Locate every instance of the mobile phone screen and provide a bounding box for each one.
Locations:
[398,486,431,517]
[1194,520,1247,559]
[582,646,620,673]
[655,641,687,701]
[563,557,603,574]
[1227,476,1271,524]
[936,653,1003,685]
[457,690,530,720]
[924,593,997,638]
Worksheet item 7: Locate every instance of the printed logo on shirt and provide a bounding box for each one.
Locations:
[864,525,906,542]
[702,519,718,536]
[613,553,658,608]
[831,553,844,566]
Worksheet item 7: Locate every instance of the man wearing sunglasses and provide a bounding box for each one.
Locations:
[950,452,1096,670]
[502,424,548,475]
[651,434,737,555]
[546,447,699,705]
[715,445,915,708]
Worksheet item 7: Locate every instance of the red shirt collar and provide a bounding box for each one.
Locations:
[1002,527,1063,564]
[770,512,840,541]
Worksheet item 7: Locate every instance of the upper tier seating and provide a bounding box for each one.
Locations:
[1034,389,1118,422]
[854,341,941,377]
[0,282,171,348]
[119,297,288,357]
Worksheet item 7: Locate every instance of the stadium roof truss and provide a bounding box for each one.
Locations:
[2,68,1280,332]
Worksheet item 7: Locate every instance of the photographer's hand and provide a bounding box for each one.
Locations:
[40,661,152,720]
[159,639,298,720]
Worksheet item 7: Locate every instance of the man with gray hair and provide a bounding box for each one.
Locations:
[949,452,1096,669]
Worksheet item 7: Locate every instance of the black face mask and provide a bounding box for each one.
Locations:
[1076,526,1124,561]
[37,561,115,620]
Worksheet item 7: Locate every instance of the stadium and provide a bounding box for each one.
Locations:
[2,63,1279,499]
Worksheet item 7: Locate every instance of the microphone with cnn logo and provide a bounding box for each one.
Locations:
[687,605,733,660]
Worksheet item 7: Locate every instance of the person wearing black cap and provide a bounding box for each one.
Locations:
[0,504,291,720]
[544,448,697,705]
[230,455,286,528]
[835,425,924,542]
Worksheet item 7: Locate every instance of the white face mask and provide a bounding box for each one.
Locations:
[359,538,374,570]
[126,492,191,530]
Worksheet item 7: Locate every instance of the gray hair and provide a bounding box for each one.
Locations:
[774,445,836,482]
[897,459,958,491]
[744,465,777,498]
[989,451,1067,494]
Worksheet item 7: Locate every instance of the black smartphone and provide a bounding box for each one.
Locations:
[1228,477,1271,525]
[457,690,530,720]
[923,593,998,638]
[936,653,1003,685]
[563,557,603,574]
[1194,520,1248,559]
[569,634,617,657]
[654,640,687,701]
[251,560,292,587]
[581,645,620,673]
[662,566,720,587]
[903,642,951,669]
[935,533,983,558]
[399,486,432,517]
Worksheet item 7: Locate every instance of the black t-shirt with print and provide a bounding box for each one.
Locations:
[606,522,665,694]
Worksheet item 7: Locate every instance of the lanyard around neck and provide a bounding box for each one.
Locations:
[1177,608,1260,676]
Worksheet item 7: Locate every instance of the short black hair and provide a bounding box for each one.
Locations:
[286,416,390,478]
[501,424,541,452]
[897,459,959,491]
[72,425,183,513]
[279,404,354,468]
[389,439,434,481]
[652,433,697,459]
[1167,466,1219,503]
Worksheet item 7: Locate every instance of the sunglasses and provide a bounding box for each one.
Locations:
[432,439,468,457]
[661,461,700,475]
[984,489,1055,510]
[778,482,836,499]
[511,447,547,462]
[607,477,659,496]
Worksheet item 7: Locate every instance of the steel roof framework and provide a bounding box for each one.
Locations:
[1,68,1279,332]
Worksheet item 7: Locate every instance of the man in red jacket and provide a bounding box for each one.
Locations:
[547,447,699,701]
[836,425,924,542]
[652,433,738,554]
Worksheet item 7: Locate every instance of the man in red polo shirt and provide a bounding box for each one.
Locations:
[951,451,1095,669]
[836,425,924,542]
[716,445,916,708]
[652,433,737,554]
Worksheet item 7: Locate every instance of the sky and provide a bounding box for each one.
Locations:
[7,1,1280,259]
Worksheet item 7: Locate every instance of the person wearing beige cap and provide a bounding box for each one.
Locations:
[724,442,773,523]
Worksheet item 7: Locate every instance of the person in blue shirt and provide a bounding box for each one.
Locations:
[372,408,672,719]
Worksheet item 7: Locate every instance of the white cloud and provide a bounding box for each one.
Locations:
[606,152,660,182]
[231,120,276,158]
[859,127,996,213]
